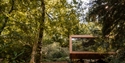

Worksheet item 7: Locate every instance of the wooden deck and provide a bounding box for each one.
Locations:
[69,35,116,60]
[70,51,115,59]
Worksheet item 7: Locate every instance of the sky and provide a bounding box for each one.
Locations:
[66,0,91,22]
[66,0,90,13]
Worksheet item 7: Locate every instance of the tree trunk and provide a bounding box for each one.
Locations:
[30,0,45,63]
[36,0,45,63]
[29,42,37,63]
[29,33,39,63]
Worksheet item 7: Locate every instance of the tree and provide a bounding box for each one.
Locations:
[0,0,106,62]
[44,0,80,47]
[88,0,125,62]
[89,0,125,47]
[0,0,40,63]
[29,0,45,63]
[36,0,45,63]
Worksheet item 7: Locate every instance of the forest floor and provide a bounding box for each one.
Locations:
[42,61,67,63]
[42,61,90,63]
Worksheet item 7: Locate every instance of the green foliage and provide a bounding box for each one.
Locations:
[88,0,125,62]
[42,42,68,61]
[0,0,114,62]
[0,41,32,63]
[44,0,101,47]
[88,0,125,37]
[0,0,40,63]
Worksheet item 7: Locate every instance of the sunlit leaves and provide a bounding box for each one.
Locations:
[0,0,41,62]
